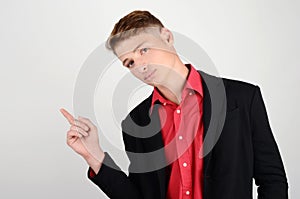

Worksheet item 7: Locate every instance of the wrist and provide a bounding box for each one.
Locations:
[85,151,105,174]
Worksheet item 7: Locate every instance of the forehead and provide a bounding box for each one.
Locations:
[114,32,163,58]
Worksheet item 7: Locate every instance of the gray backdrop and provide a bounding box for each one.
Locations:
[0,0,299,198]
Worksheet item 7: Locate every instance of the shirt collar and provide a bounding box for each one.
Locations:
[150,64,203,114]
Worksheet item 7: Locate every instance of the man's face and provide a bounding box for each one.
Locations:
[114,28,176,87]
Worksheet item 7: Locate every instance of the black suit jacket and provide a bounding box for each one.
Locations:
[88,71,288,199]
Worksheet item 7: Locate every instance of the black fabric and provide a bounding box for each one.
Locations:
[87,71,288,199]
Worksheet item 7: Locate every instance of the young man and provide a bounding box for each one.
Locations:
[60,10,288,199]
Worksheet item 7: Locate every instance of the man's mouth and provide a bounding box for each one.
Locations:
[144,69,157,81]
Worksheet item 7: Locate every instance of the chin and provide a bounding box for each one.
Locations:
[145,81,155,87]
[143,80,156,87]
[151,80,163,87]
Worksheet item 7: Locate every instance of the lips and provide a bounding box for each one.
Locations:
[144,69,156,81]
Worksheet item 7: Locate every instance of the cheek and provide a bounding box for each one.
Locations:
[130,69,143,80]
[150,51,173,66]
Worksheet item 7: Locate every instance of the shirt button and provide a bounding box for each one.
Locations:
[163,102,166,106]
[186,191,190,195]
[183,162,188,167]
[179,135,183,140]
[176,109,181,114]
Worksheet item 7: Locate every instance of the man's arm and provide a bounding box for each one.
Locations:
[60,108,142,199]
[87,152,142,199]
[250,86,288,198]
[86,119,143,199]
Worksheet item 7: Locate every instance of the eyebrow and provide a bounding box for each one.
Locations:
[122,41,146,66]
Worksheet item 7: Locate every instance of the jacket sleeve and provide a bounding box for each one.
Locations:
[86,120,143,199]
[250,86,288,198]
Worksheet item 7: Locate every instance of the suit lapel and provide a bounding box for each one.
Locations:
[141,101,167,199]
[200,71,213,175]
[199,70,227,175]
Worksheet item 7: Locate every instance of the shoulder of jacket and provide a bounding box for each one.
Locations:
[122,93,153,125]
[199,70,260,108]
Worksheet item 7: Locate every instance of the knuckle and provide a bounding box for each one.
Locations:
[79,129,84,134]
[79,116,87,121]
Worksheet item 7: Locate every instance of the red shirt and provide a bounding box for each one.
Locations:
[151,64,204,199]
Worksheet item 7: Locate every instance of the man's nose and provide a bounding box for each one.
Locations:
[137,64,148,73]
[134,56,148,73]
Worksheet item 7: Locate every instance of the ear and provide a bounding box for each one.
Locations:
[160,27,174,46]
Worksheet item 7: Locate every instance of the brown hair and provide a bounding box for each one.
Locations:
[106,10,164,51]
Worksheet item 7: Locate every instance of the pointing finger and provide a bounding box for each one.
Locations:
[60,108,74,125]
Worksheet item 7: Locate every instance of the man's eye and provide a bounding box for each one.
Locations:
[140,48,149,55]
[127,60,134,68]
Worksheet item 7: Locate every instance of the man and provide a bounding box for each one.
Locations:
[60,10,288,199]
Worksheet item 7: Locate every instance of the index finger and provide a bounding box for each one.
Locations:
[60,108,75,125]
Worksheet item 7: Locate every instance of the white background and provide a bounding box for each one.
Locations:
[0,0,299,198]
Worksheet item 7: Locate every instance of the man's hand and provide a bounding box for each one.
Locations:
[60,108,105,174]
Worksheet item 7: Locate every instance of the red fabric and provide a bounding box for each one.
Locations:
[151,64,204,199]
[89,168,96,178]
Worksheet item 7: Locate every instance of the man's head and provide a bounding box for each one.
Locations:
[106,10,164,51]
[106,10,184,87]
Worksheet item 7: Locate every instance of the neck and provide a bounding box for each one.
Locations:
[156,59,189,105]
